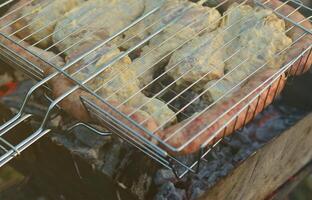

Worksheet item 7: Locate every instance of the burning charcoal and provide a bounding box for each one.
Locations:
[251,142,261,149]
[219,163,234,177]
[205,172,219,186]
[236,130,252,144]
[186,175,216,199]
[278,105,307,128]
[52,134,100,162]
[278,104,301,115]
[197,160,220,179]
[154,169,177,186]
[252,109,289,142]
[155,182,186,200]
[211,146,232,161]
[99,142,124,177]
[72,146,99,162]
[271,118,289,133]
[189,187,205,200]
[211,150,224,161]
[220,147,232,159]
[188,180,208,200]
[233,148,254,163]
[255,126,280,142]
[223,137,244,149]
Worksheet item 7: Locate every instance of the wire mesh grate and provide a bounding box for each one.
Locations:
[0,0,310,177]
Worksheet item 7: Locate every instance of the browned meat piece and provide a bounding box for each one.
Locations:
[216,0,312,75]
[202,3,292,103]
[52,0,145,56]
[264,0,312,75]
[10,0,86,48]
[222,3,292,75]
[166,30,225,91]
[128,95,177,128]
[130,0,221,88]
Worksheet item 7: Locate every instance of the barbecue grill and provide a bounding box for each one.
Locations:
[0,0,310,178]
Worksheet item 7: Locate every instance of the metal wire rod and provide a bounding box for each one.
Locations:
[0,143,8,153]
[67,122,112,136]
[15,9,88,44]
[0,137,20,155]
[288,0,312,11]
[0,128,50,167]
[0,0,16,9]
[0,0,34,23]
[0,44,44,79]
[0,114,32,137]
[256,0,312,34]
[0,0,51,32]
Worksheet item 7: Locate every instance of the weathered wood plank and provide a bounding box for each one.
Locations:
[199,113,312,200]
[271,161,312,200]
